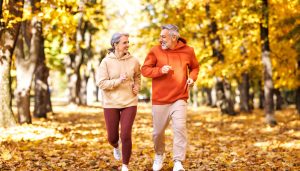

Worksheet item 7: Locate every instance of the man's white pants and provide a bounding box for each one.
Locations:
[152,100,187,161]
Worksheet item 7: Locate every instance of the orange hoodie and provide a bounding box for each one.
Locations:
[141,38,199,105]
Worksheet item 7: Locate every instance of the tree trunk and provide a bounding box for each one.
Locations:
[215,81,224,113]
[15,0,47,122]
[222,80,236,115]
[79,26,92,105]
[14,12,41,123]
[259,81,264,109]
[34,64,52,118]
[211,86,217,107]
[249,90,254,110]
[239,73,251,113]
[202,87,212,106]
[296,87,300,115]
[80,71,88,105]
[32,0,52,118]
[0,0,24,127]
[192,86,198,108]
[87,69,97,105]
[65,54,81,104]
[261,0,276,126]
[205,3,235,115]
[65,6,86,105]
[34,36,52,118]
[273,89,283,110]
[296,59,300,115]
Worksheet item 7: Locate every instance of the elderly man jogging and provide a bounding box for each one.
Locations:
[141,24,199,171]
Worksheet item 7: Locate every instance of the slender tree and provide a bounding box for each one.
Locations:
[297,87,300,115]
[239,73,251,113]
[205,3,235,115]
[0,0,24,127]
[34,35,52,118]
[14,24,35,124]
[79,25,94,105]
[297,58,300,114]
[260,0,276,125]
[64,2,86,105]
[33,0,52,118]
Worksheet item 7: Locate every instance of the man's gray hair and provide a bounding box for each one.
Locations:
[161,24,180,39]
[109,32,129,52]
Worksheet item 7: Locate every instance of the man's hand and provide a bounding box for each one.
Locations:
[186,78,194,86]
[132,84,139,95]
[161,65,172,74]
[119,73,127,83]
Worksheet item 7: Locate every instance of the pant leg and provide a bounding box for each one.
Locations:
[152,104,171,155]
[120,106,137,165]
[104,108,120,148]
[170,100,187,161]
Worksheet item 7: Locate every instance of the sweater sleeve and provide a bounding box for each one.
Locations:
[141,50,164,78]
[133,59,141,90]
[96,60,122,90]
[189,48,200,81]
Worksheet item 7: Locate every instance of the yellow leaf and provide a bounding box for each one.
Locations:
[58,162,67,167]
[1,149,13,161]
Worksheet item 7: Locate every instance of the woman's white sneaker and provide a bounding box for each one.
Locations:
[121,164,128,171]
[113,147,121,160]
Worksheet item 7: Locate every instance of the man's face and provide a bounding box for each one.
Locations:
[159,29,174,50]
[115,36,129,54]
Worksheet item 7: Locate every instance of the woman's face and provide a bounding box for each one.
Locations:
[115,36,129,55]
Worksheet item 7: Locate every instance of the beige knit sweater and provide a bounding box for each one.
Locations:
[96,52,141,108]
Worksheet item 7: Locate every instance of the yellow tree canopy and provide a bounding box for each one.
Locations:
[139,0,300,89]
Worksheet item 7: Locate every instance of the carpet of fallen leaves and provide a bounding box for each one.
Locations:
[0,103,300,171]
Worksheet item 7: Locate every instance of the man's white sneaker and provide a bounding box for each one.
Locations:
[113,147,121,160]
[121,164,128,171]
[152,154,164,171]
[173,161,185,171]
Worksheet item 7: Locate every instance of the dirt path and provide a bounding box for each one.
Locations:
[0,104,299,170]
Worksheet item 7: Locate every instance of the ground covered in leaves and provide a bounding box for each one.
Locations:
[0,103,300,170]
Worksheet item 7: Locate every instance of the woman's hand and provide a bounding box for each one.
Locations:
[132,84,139,95]
[119,73,127,83]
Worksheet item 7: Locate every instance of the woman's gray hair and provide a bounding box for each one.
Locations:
[161,24,180,39]
[108,32,129,53]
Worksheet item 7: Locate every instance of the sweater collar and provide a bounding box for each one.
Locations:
[107,52,132,60]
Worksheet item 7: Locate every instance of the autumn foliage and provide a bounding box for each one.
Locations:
[1,0,300,170]
[1,104,299,170]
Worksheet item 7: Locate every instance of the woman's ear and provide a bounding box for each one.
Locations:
[113,42,118,48]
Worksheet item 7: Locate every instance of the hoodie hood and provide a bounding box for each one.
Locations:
[174,37,187,49]
[173,38,186,50]
[107,52,132,60]
[178,37,187,44]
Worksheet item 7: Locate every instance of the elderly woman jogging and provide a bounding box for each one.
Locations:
[96,32,141,171]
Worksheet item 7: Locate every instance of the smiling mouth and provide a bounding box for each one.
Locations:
[161,42,168,49]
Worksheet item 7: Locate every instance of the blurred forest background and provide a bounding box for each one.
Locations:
[1,0,299,126]
[0,0,300,170]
